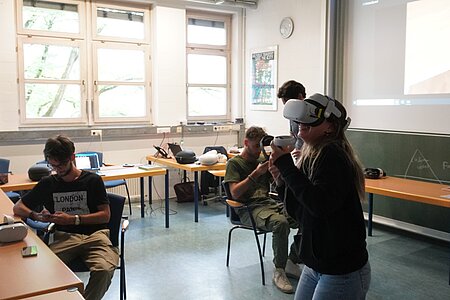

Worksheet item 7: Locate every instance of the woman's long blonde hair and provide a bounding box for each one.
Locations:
[295,100,365,202]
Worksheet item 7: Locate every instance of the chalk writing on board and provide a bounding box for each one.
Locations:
[404,149,442,184]
[443,161,450,170]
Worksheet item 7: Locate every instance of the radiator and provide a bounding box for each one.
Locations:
[106,178,140,202]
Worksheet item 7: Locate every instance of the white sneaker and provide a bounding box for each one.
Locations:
[273,268,294,294]
[285,259,302,279]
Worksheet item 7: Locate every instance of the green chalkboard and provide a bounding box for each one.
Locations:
[347,129,450,233]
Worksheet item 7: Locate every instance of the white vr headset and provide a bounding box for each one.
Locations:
[283,93,351,129]
[0,214,28,243]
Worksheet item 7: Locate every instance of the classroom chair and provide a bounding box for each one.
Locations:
[0,157,21,202]
[222,181,269,285]
[31,193,129,300]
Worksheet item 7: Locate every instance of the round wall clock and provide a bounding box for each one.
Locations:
[280,17,294,39]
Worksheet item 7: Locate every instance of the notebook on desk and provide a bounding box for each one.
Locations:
[75,152,101,172]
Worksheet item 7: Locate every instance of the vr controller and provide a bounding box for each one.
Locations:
[260,135,296,161]
[273,135,296,148]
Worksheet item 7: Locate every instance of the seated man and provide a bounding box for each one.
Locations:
[13,135,118,300]
[224,126,302,294]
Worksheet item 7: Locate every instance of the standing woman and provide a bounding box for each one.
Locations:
[269,93,371,299]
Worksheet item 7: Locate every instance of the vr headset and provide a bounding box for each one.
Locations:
[283,93,351,129]
[364,168,386,179]
[0,215,27,243]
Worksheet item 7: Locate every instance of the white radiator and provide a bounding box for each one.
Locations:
[106,178,140,201]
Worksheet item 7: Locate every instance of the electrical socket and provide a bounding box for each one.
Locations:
[213,125,233,132]
[90,129,102,137]
[157,127,171,134]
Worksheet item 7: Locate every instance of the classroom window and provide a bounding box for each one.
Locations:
[16,0,151,126]
[186,12,230,121]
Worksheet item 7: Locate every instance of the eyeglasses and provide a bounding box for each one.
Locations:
[48,160,70,170]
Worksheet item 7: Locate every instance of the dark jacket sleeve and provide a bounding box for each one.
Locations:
[274,146,351,218]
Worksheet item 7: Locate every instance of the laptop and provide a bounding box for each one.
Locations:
[75,152,100,172]
[168,143,183,156]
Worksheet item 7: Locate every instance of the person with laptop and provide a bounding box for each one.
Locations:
[224,126,302,294]
[13,135,118,300]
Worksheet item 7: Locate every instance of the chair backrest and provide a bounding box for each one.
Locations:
[0,158,10,173]
[222,181,242,223]
[107,193,126,247]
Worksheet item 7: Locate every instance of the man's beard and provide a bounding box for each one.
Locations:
[57,163,73,178]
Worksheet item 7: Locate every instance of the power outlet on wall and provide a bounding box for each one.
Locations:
[91,129,102,137]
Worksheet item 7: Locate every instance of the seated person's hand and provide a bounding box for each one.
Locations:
[49,211,75,225]
[254,161,269,177]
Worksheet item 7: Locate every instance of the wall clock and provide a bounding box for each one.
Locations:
[280,17,294,39]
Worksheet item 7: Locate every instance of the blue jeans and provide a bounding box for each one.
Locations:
[294,261,371,300]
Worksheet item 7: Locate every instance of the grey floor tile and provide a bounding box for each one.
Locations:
[76,199,449,300]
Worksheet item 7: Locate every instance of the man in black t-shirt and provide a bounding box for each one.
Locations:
[14,135,118,300]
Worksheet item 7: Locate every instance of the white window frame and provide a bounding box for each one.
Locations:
[90,2,150,44]
[186,11,231,122]
[17,35,88,125]
[17,0,86,39]
[91,42,151,123]
[16,0,151,127]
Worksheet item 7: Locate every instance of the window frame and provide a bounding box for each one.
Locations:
[17,0,86,39]
[91,41,151,123]
[16,0,152,127]
[90,2,150,44]
[186,11,231,122]
[17,35,88,125]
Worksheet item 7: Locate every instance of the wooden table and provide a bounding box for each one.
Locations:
[22,288,84,299]
[365,176,450,236]
[0,190,84,300]
[0,166,170,227]
[146,156,226,222]
[365,176,450,285]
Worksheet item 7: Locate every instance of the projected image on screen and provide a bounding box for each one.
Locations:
[404,0,450,95]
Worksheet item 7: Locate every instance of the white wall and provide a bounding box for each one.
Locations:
[0,0,20,131]
[244,0,327,136]
[152,6,187,126]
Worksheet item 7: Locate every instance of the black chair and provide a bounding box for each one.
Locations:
[0,157,21,202]
[35,193,129,300]
[222,181,269,285]
[77,151,132,215]
[200,146,227,196]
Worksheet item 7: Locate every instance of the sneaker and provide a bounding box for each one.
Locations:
[273,268,294,294]
[285,259,302,279]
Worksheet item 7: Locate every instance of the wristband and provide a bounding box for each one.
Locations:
[247,174,257,184]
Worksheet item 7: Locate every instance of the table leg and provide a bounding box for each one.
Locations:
[149,176,153,206]
[165,170,169,228]
[194,171,199,222]
[368,193,373,236]
[140,177,145,218]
